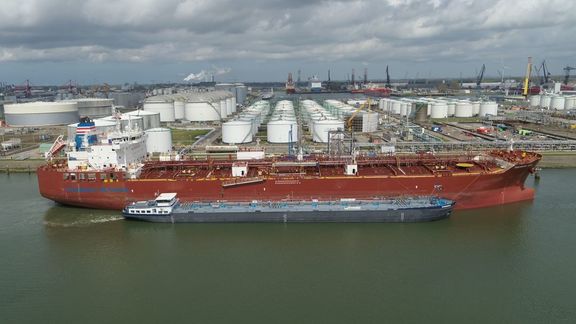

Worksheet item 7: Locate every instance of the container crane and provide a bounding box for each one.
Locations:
[563,66,576,85]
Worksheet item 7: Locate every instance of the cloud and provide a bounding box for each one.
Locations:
[0,0,575,81]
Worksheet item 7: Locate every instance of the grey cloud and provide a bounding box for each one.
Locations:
[0,0,575,81]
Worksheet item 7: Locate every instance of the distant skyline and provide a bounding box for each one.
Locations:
[1,0,575,85]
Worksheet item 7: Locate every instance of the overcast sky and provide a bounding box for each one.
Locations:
[1,0,575,85]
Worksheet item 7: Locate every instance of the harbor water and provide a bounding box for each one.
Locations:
[1,169,576,323]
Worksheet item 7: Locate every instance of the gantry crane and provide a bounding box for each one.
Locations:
[563,66,576,85]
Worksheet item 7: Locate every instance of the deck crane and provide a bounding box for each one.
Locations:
[563,66,576,85]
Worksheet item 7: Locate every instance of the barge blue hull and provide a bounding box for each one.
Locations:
[123,204,454,223]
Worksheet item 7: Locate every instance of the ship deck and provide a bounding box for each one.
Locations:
[136,152,520,180]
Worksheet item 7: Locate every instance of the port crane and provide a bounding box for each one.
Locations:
[537,60,551,85]
[385,65,391,88]
[522,57,533,97]
[563,66,576,85]
[476,64,486,89]
[346,98,372,131]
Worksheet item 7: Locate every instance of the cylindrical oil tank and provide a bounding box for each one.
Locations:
[125,110,161,130]
[99,115,144,132]
[391,101,402,114]
[431,103,448,119]
[447,102,456,116]
[143,98,175,122]
[312,119,345,143]
[551,96,566,110]
[565,96,576,110]
[65,98,114,118]
[67,119,116,141]
[222,120,253,144]
[479,102,498,117]
[414,103,428,122]
[235,85,248,105]
[219,100,228,118]
[144,128,172,153]
[540,95,552,109]
[267,119,298,143]
[472,102,481,116]
[529,95,541,107]
[455,102,473,117]
[173,100,185,120]
[226,97,233,116]
[5,102,79,127]
[184,101,221,121]
[400,103,409,117]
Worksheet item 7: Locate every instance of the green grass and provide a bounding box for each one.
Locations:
[170,128,211,145]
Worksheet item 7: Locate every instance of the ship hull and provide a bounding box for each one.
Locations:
[37,153,539,211]
[123,206,453,223]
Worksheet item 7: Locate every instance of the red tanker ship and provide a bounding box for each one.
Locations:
[37,118,541,210]
[38,146,541,211]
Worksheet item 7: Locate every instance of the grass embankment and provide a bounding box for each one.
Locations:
[169,128,211,146]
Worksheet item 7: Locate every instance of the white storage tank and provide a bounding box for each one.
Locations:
[472,102,481,116]
[479,102,498,117]
[66,119,116,141]
[455,102,473,117]
[99,114,144,132]
[551,96,566,110]
[184,100,221,121]
[529,95,541,107]
[431,103,448,119]
[267,119,298,143]
[173,100,185,120]
[143,98,175,122]
[391,101,402,114]
[145,128,172,153]
[219,99,228,118]
[5,102,79,127]
[226,97,234,116]
[565,96,576,110]
[68,98,114,118]
[540,95,552,109]
[222,120,253,144]
[447,102,456,116]
[235,85,248,105]
[312,119,345,143]
[125,110,161,130]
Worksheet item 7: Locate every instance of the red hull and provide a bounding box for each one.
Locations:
[37,151,540,211]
